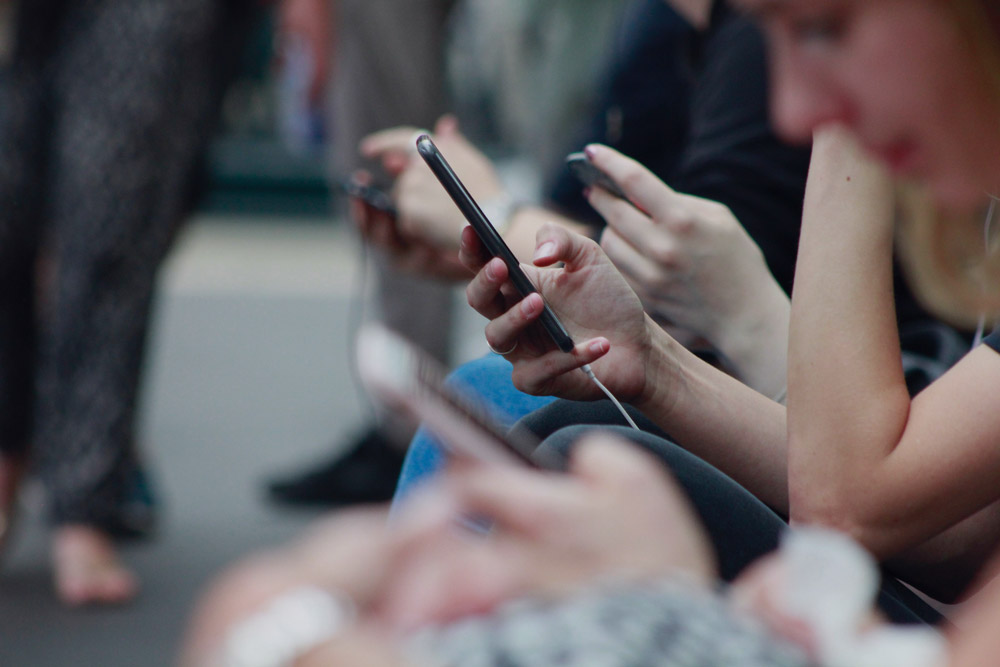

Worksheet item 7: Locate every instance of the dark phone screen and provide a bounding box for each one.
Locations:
[416,135,575,353]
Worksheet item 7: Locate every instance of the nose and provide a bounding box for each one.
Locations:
[768,50,854,144]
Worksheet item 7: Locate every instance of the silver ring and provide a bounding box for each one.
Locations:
[487,338,518,356]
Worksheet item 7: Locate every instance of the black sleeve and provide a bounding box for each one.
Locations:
[984,329,1000,354]
[543,0,695,224]
[669,10,811,294]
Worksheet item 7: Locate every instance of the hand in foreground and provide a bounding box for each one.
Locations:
[459,221,656,402]
[183,437,716,663]
[348,170,470,280]
[379,435,718,630]
[586,145,789,358]
[360,115,506,248]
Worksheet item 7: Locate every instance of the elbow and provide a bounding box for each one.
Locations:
[788,476,887,555]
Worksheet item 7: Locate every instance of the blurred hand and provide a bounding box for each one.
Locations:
[277,0,332,105]
[379,435,718,630]
[360,115,506,248]
[458,221,658,402]
[349,171,470,280]
[181,509,407,666]
[586,144,787,355]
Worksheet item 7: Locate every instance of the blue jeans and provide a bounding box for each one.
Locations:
[390,354,556,511]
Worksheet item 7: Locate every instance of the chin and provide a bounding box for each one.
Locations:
[925,174,997,215]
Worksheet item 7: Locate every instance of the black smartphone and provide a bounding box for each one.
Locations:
[338,178,398,218]
[357,325,563,470]
[565,152,629,200]
[415,134,575,353]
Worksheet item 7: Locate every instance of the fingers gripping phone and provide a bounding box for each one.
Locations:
[566,152,628,200]
[415,135,575,353]
[339,178,398,218]
[357,325,563,470]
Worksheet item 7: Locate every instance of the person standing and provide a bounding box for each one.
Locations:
[0,0,248,605]
[267,0,459,506]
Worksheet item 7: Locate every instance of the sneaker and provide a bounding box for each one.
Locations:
[266,427,405,507]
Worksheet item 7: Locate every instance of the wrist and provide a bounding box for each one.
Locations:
[214,586,357,667]
[709,280,790,399]
[633,316,686,419]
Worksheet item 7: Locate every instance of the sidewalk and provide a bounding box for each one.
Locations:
[0,216,372,666]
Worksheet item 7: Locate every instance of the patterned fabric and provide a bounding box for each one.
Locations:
[408,578,815,667]
[0,0,245,532]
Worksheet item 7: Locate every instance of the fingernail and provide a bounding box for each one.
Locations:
[521,295,541,317]
[590,339,609,354]
[485,260,497,280]
[534,241,557,262]
[584,144,598,160]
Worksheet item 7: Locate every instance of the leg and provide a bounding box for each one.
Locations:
[331,0,460,365]
[269,0,461,507]
[0,43,47,543]
[37,0,238,604]
[391,354,556,512]
[540,423,942,625]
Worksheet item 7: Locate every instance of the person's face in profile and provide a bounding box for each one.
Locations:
[737,0,1000,211]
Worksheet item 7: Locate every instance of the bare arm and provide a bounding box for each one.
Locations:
[787,128,1000,570]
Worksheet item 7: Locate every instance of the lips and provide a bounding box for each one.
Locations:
[866,139,921,174]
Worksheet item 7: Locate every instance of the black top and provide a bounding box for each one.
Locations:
[983,328,1000,354]
[545,0,810,294]
[544,0,960,338]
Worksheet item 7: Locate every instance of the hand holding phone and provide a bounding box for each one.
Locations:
[339,178,398,218]
[416,134,575,353]
[566,152,629,200]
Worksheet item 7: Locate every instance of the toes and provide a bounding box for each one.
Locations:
[53,526,139,606]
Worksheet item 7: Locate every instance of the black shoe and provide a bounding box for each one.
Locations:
[266,428,406,508]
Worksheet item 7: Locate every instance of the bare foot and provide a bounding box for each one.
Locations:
[52,525,138,606]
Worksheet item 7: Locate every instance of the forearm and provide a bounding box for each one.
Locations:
[711,276,790,401]
[636,322,789,513]
[786,128,910,529]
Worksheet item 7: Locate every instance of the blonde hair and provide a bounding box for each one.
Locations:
[893,0,1000,329]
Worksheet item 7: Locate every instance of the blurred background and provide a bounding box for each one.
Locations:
[0,1,626,664]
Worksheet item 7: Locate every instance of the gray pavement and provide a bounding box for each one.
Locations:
[0,218,403,666]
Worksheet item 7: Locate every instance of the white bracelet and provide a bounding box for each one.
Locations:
[216,586,357,667]
[478,192,519,236]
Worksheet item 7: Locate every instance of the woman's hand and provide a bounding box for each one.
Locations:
[360,115,506,248]
[459,221,658,402]
[586,145,790,396]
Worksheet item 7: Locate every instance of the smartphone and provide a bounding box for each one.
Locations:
[415,134,575,353]
[338,178,398,218]
[566,152,628,200]
[357,325,562,470]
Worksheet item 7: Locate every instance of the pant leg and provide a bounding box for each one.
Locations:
[391,353,556,512]
[0,41,47,456]
[538,421,942,625]
[330,0,458,364]
[34,0,239,531]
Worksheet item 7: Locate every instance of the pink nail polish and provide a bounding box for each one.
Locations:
[534,241,557,262]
